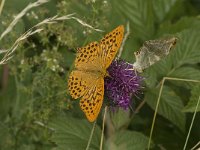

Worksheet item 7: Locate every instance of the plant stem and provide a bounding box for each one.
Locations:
[118,22,130,58]
[0,0,5,16]
[148,77,200,150]
[100,106,107,150]
[164,77,200,83]
[86,120,97,150]
[134,100,146,114]
[191,141,200,150]
[148,78,165,150]
[183,95,200,150]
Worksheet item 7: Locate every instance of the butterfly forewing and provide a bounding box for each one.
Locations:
[99,25,124,68]
[75,41,100,70]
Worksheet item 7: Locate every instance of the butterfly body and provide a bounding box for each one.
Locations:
[68,25,124,122]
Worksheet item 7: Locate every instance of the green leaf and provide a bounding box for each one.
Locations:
[49,116,101,150]
[145,86,186,132]
[12,76,32,120]
[106,130,149,150]
[172,28,200,68]
[150,57,173,77]
[4,0,35,11]
[152,0,178,22]
[143,68,158,88]
[157,17,200,36]
[183,85,200,112]
[111,0,154,40]
[110,109,131,130]
[170,67,200,81]
[0,122,14,150]
[152,121,185,150]
[168,66,200,88]
[59,46,76,69]
[0,76,16,119]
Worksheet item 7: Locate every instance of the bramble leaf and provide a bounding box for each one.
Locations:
[50,116,101,150]
[145,86,186,132]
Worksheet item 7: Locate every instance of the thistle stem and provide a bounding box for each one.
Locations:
[100,106,107,150]
[86,120,97,150]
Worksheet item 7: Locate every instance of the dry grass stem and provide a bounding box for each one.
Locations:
[86,120,97,150]
[191,141,200,150]
[183,95,200,150]
[0,0,5,15]
[0,0,49,40]
[34,121,55,131]
[147,77,200,150]
[71,16,104,32]
[100,106,107,150]
[0,13,102,65]
[118,22,130,57]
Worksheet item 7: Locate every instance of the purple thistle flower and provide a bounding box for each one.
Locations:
[105,59,143,109]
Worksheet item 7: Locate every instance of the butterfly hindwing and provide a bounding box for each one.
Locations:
[79,78,104,122]
[68,70,98,99]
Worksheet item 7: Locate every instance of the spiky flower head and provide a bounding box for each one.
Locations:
[105,59,143,109]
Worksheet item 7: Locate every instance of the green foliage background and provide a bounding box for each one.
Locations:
[0,0,200,149]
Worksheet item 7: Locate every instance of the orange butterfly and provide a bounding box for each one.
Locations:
[68,25,124,122]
